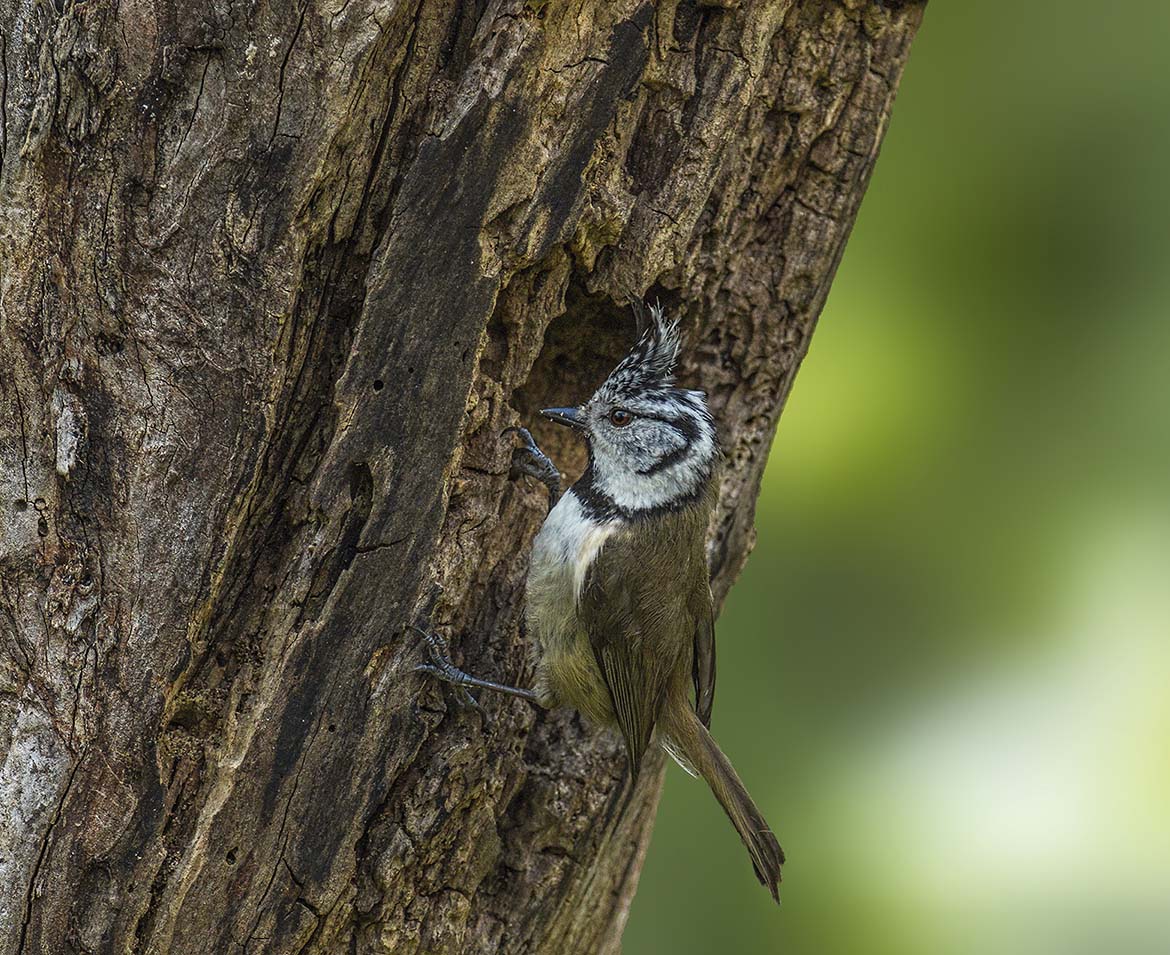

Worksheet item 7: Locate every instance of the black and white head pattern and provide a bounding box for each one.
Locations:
[575,304,718,519]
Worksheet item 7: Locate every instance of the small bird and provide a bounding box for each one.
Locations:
[417,303,783,900]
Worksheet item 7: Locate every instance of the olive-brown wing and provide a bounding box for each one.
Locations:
[692,593,715,728]
[580,508,711,772]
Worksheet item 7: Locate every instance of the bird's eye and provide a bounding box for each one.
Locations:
[608,408,633,427]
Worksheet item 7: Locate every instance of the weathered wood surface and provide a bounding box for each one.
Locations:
[0,1,923,952]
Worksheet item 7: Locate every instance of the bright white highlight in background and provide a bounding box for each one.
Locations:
[826,514,1170,955]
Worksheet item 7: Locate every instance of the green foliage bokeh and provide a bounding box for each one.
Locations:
[626,5,1170,953]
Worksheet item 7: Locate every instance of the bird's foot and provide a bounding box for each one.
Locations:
[413,625,540,711]
[502,427,561,506]
[413,626,487,713]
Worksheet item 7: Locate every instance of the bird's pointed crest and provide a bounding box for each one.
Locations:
[604,301,682,396]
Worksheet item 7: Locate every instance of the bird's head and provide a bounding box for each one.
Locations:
[542,303,718,516]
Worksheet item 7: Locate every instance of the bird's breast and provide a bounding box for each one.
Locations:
[526,490,619,640]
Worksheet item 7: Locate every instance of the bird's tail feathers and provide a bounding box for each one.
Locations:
[663,706,784,902]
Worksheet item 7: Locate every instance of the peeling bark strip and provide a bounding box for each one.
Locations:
[0,1,923,952]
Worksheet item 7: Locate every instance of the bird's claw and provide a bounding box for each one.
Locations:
[501,425,534,445]
[412,627,487,716]
[502,427,561,505]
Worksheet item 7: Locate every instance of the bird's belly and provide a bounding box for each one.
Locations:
[524,492,618,722]
[524,558,579,661]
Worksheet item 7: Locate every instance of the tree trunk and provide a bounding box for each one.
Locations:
[0,1,923,952]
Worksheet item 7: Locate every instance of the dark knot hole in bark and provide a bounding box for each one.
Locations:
[511,280,683,478]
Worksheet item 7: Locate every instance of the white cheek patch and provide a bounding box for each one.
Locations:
[626,422,686,471]
[594,421,716,512]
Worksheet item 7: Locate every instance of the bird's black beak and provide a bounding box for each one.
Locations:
[540,407,586,432]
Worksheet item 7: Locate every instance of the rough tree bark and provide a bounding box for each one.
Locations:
[0,1,923,952]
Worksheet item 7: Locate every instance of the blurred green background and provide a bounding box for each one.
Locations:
[626,4,1170,954]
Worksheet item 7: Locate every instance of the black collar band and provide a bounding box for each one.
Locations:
[571,463,711,523]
